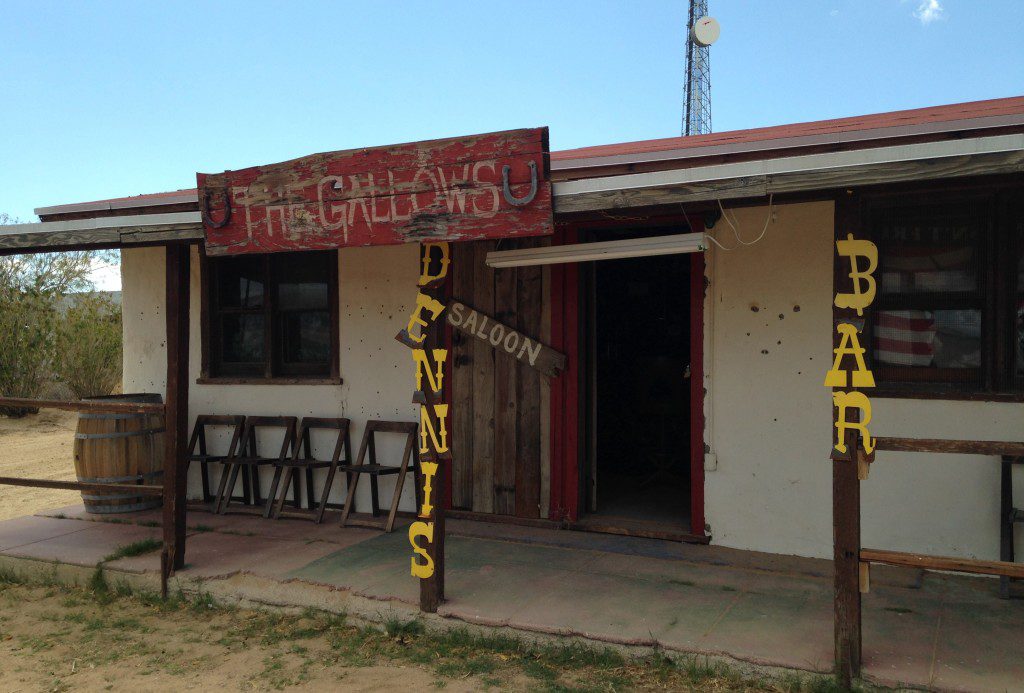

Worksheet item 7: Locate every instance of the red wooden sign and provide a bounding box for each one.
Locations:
[197,128,552,255]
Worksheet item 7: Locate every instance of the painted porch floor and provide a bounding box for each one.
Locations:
[0,505,1022,692]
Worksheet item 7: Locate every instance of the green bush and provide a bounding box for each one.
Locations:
[55,294,122,399]
[0,286,58,416]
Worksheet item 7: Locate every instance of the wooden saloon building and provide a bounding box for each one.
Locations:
[2,96,1023,681]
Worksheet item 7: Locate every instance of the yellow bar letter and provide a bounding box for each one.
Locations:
[419,404,450,454]
[404,292,445,346]
[418,461,439,518]
[408,521,435,578]
[419,242,451,287]
[833,390,875,454]
[824,323,876,389]
[412,348,448,395]
[834,235,878,317]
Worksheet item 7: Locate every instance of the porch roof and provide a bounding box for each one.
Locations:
[6,96,1024,253]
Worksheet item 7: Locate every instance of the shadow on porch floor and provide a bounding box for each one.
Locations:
[0,504,1021,692]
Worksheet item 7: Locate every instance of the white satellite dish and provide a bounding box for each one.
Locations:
[691,16,720,47]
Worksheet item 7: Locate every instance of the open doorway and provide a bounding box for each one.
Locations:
[582,230,693,531]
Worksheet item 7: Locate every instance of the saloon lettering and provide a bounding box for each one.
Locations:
[825,234,879,456]
[446,301,567,378]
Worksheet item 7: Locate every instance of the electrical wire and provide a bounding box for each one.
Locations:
[680,204,736,251]
[717,194,774,247]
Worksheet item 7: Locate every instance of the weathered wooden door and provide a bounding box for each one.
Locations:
[449,239,547,518]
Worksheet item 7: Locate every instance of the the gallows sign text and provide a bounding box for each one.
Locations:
[197,128,553,256]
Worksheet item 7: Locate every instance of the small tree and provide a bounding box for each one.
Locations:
[0,285,59,416]
[0,213,118,415]
[55,294,123,399]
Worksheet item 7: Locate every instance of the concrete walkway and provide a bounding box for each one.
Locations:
[1,505,1021,692]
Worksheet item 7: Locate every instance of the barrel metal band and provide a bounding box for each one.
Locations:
[77,471,164,484]
[83,500,162,513]
[79,413,151,421]
[75,427,165,440]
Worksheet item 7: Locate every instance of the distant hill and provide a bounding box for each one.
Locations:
[58,290,122,312]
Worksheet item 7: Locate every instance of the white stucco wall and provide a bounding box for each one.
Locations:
[121,243,421,513]
[702,201,1024,561]
[122,208,1023,562]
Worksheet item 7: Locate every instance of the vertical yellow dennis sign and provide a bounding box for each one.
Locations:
[401,242,450,584]
[825,234,878,462]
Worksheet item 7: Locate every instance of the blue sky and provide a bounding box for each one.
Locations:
[1,1,1021,240]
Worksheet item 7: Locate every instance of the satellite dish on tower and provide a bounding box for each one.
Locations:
[691,16,720,47]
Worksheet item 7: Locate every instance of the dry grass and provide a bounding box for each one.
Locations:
[0,410,81,521]
[0,573,862,692]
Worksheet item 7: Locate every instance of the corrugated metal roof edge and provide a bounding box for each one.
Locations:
[33,96,1024,217]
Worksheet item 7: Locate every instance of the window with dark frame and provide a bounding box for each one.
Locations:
[203,251,338,381]
[866,190,1023,398]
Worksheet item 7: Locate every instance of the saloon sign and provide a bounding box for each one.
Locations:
[197,128,553,255]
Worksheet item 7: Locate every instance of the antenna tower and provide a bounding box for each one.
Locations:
[683,0,712,135]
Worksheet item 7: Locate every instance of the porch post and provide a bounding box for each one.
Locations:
[832,191,862,684]
[162,242,191,591]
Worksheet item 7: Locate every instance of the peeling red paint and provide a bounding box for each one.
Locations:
[197,128,553,255]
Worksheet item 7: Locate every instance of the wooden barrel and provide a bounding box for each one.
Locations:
[73,393,165,514]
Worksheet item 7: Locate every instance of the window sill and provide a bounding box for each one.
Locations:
[873,390,1024,403]
[196,376,343,386]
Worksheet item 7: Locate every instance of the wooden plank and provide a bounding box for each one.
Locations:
[861,548,1024,579]
[0,397,165,415]
[471,242,496,514]
[553,143,1024,214]
[450,243,475,510]
[492,263,518,515]
[0,477,163,495]
[162,243,191,583]
[198,128,553,255]
[446,301,567,376]
[515,241,543,519]
[539,259,552,520]
[832,191,862,686]
[874,437,1024,457]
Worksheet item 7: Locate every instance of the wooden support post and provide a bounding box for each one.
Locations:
[832,190,863,686]
[420,448,446,612]
[162,243,191,598]
[419,275,447,613]
[833,429,862,685]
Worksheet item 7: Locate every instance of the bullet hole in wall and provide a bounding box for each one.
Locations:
[793,305,801,312]
[750,305,760,312]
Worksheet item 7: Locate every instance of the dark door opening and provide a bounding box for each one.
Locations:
[582,233,692,530]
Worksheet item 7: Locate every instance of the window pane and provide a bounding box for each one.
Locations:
[1017,245,1024,379]
[875,211,980,295]
[221,314,265,363]
[217,256,264,308]
[277,253,330,310]
[874,309,981,369]
[281,312,330,365]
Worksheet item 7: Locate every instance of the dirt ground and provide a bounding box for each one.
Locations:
[0,578,814,693]
[0,410,82,521]
[0,415,840,692]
